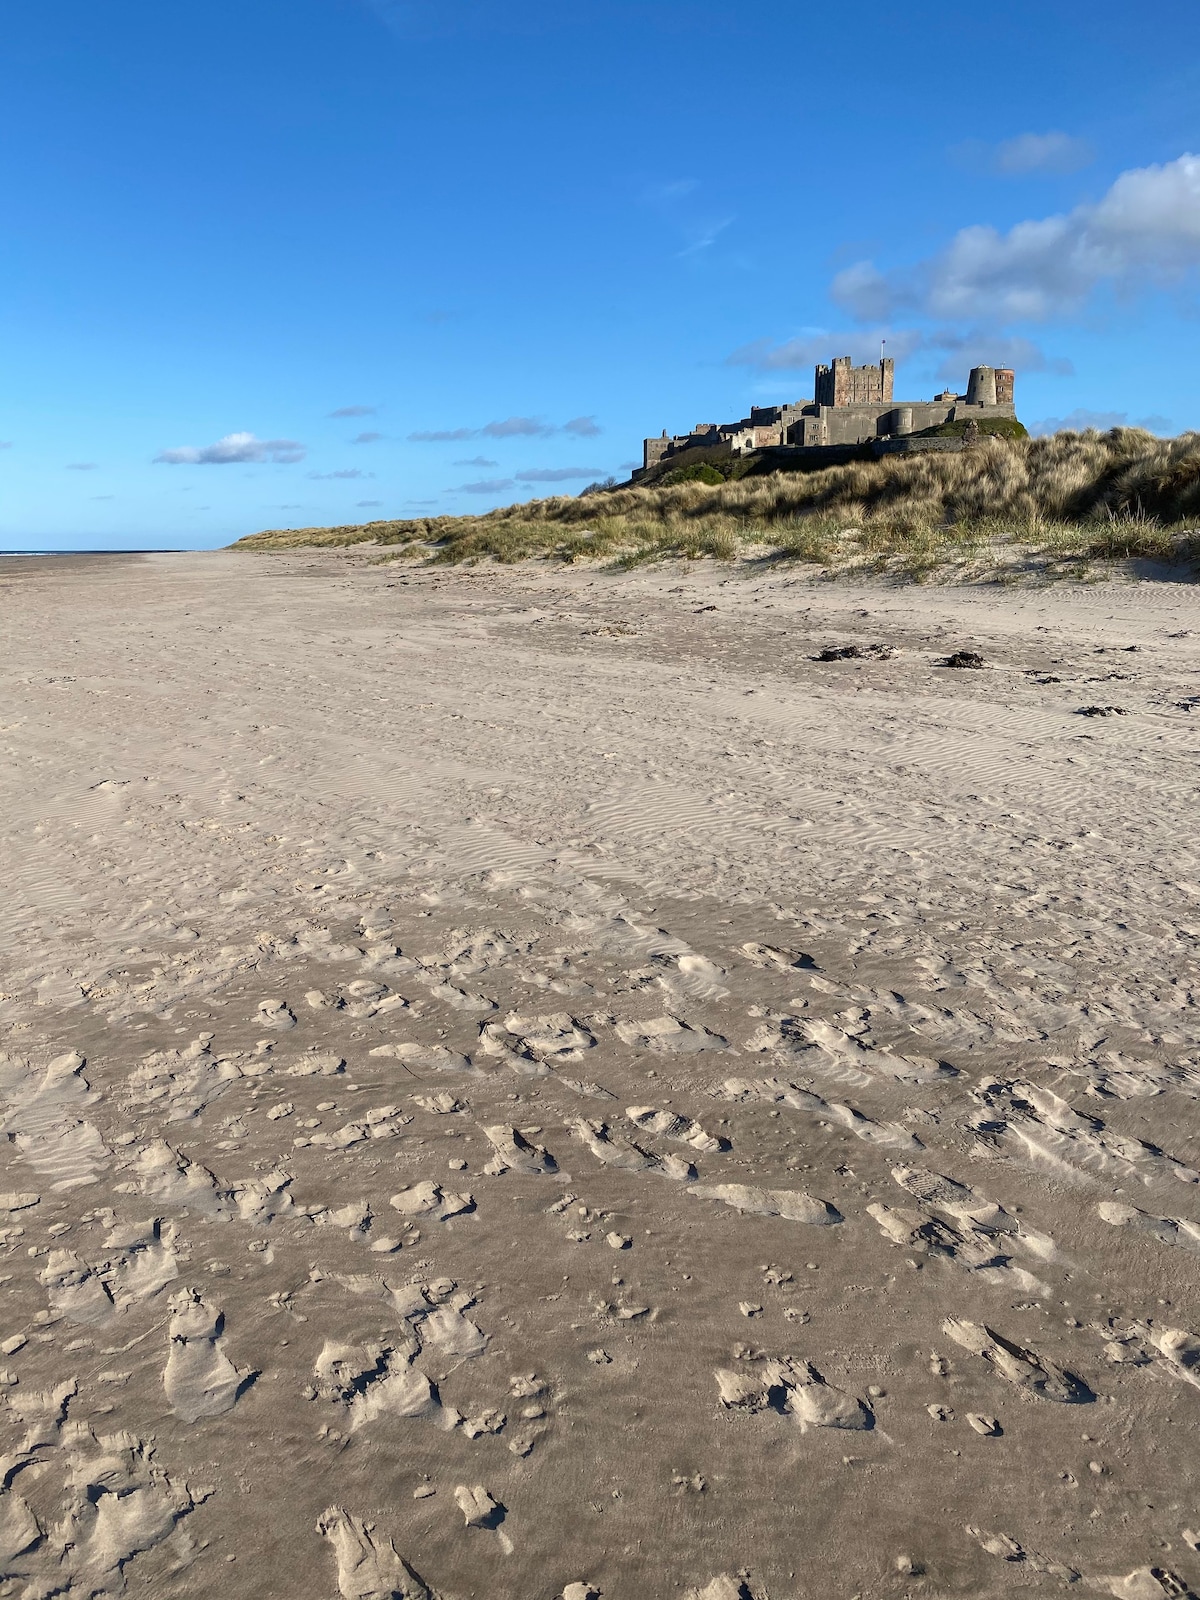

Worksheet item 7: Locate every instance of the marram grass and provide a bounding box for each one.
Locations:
[232,429,1200,579]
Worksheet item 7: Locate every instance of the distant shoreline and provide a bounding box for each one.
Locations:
[0,549,184,557]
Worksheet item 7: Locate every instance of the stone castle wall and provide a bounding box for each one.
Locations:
[640,362,1017,474]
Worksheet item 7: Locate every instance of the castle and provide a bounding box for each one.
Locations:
[638,357,1017,476]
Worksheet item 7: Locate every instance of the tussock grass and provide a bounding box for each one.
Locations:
[233,428,1200,579]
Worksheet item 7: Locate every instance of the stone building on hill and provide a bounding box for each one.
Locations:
[639,357,1017,476]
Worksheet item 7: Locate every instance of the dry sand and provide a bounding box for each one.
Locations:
[1,549,1199,1600]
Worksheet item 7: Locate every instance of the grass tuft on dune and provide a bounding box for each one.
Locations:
[231,428,1200,578]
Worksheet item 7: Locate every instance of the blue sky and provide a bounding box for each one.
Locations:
[3,0,1200,549]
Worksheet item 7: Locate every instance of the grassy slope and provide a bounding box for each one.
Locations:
[232,428,1200,579]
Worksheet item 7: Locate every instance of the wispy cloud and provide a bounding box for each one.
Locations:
[677,216,734,258]
[329,404,378,417]
[482,416,551,438]
[0,441,12,451]
[352,431,386,444]
[728,326,1070,385]
[831,152,1200,325]
[90,494,115,502]
[155,431,306,465]
[1030,408,1172,436]
[411,415,601,443]
[453,455,499,467]
[953,131,1095,178]
[994,131,1095,176]
[728,328,923,372]
[356,499,384,507]
[642,178,700,204]
[514,466,605,482]
[455,477,516,494]
[923,329,1073,379]
[307,469,376,480]
[66,461,99,471]
[641,174,735,260]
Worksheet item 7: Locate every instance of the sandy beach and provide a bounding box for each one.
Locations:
[2,549,1200,1600]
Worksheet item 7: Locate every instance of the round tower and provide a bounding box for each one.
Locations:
[966,366,997,407]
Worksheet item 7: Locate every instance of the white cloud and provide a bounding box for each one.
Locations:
[642,178,700,203]
[155,432,306,465]
[308,469,375,480]
[993,131,1095,176]
[828,263,897,323]
[352,431,386,444]
[1030,408,1173,436]
[456,477,516,494]
[923,329,1073,379]
[411,415,600,442]
[329,405,378,417]
[677,216,734,258]
[833,153,1200,324]
[728,327,922,372]
[953,132,1095,177]
[727,327,1068,382]
[514,466,605,482]
[453,455,498,467]
[481,416,553,438]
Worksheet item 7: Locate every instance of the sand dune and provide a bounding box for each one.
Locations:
[1,549,1199,1597]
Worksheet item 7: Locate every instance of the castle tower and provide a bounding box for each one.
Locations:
[814,355,893,408]
[966,366,998,407]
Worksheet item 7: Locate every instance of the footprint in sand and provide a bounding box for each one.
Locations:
[130,1140,229,1217]
[370,1042,477,1076]
[104,1217,180,1305]
[570,1118,695,1181]
[689,1183,841,1226]
[454,1484,503,1529]
[718,1076,920,1151]
[686,1577,758,1600]
[256,999,296,1029]
[39,1249,114,1325]
[163,1289,250,1422]
[1097,1201,1200,1253]
[314,1339,439,1430]
[788,1020,954,1087]
[626,1105,728,1152]
[481,1125,558,1175]
[614,1015,729,1055]
[0,1050,109,1190]
[942,1317,1093,1403]
[317,1505,434,1600]
[715,1352,872,1431]
[389,1181,474,1220]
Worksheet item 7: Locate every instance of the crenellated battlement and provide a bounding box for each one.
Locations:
[640,358,1017,474]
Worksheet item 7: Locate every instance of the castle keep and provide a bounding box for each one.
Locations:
[639,357,1017,475]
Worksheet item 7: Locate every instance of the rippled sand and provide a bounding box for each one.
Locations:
[2,550,1199,1600]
